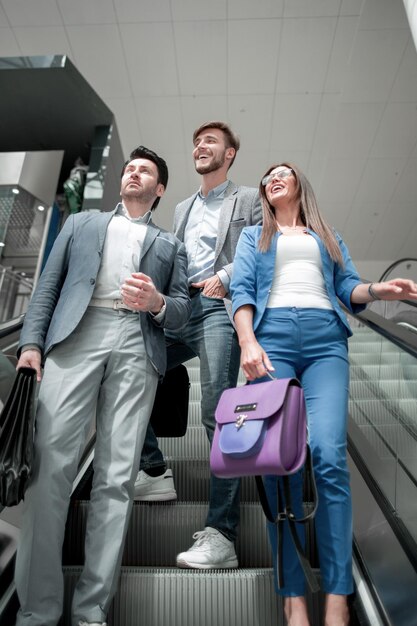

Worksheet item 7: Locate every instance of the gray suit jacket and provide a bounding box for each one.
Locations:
[173,181,262,289]
[19,207,191,376]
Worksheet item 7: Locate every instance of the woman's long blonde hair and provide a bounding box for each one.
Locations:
[258,162,343,266]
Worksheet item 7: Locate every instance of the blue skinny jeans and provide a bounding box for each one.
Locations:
[256,307,353,597]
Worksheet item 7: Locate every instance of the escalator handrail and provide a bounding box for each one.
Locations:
[348,305,417,580]
[378,258,417,310]
[348,431,417,575]
[0,316,24,341]
[352,308,417,359]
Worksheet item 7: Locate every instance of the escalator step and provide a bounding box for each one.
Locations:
[63,566,282,626]
[63,501,272,568]
[63,566,327,626]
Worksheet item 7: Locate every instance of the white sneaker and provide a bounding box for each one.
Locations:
[134,469,177,501]
[176,526,238,569]
[78,622,107,626]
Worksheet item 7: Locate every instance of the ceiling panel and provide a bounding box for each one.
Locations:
[277,17,337,93]
[340,0,364,16]
[341,28,409,103]
[309,94,341,162]
[113,0,171,23]
[0,3,10,27]
[66,25,131,100]
[266,149,311,173]
[359,0,409,30]
[305,155,328,190]
[328,102,385,158]
[355,158,407,205]
[0,28,20,56]
[390,158,417,203]
[370,102,417,159]
[343,201,386,258]
[283,0,346,18]
[1,0,62,27]
[368,202,417,260]
[174,20,227,95]
[318,157,366,205]
[57,0,116,25]
[227,0,284,19]
[13,26,72,57]
[121,22,179,98]
[269,93,322,152]
[228,19,281,95]
[324,16,359,93]
[228,94,274,151]
[402,219,417,257]
[171,0,227,21]
[133,96,186,154]
[180,96,228,135]
[320,200,354,233]
[391,39,417,102]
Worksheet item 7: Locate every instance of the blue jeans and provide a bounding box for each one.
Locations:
[140,294,241,542]
[255,308,353,597]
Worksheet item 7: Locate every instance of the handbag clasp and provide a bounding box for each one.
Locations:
[235,414,247,429]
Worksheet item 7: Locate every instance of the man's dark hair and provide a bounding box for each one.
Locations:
[121,145,169,210]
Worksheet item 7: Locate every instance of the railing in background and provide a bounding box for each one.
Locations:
[0,266,32,323]
[379,258,417,283]
[362,259,417,332]
[346,308,417,573]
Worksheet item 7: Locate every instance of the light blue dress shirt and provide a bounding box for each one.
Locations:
[183,180,229,287]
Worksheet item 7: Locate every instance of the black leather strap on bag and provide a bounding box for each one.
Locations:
[255,446,320,593]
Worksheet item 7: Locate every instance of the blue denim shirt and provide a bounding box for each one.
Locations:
[231,225,365,337]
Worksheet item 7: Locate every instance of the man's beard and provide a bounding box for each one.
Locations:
[194,151,225,174]
[123,184,158,204]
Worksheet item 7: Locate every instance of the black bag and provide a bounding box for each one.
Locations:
[150,364,190,437]
[0,367,37,507]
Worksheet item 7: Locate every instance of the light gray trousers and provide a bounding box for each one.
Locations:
[15,307,159,626]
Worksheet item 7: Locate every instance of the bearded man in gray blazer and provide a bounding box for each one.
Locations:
[14,146,190,626]
[135,122,262,570]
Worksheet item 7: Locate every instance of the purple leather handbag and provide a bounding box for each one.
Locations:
[210,377,320,593]
[210,377,307,479]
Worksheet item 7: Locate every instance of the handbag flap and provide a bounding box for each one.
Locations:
[215,378,299,425]
[219,419,266,458]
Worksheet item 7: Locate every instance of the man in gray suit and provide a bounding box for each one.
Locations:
[135,122,262,569]
[14,146,190,626]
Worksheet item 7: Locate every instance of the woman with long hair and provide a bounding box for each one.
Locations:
[231,162,417,626]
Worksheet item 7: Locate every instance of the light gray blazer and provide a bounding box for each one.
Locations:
[19,207,191,376]
[173,181,262,290]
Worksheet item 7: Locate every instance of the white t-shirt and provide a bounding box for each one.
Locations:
[266,234,333,309]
